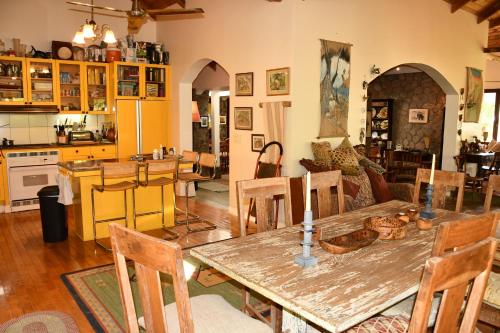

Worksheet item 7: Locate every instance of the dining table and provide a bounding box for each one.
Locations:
[190,200,468,333]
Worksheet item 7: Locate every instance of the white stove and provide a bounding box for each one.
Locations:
[6,150,59,212]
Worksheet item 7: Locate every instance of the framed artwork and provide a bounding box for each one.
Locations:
[464,67,483,123]
[220,116,227,125]
[200,116,209,127]
[235,72,253,96]
[266,67,290,96]
[234,107,253,130]
[408,109,428,123]
[251,134,265,152]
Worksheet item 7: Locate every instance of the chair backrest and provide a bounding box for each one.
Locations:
[408,238,496,332]
[198,153,217,178]
[109,223,194,333]
[413,168,465,212]
[144,159,178,184]
[485,152,500,177]
[100,161,138,186]
[254,141,283,179]
[484,174,500,212]
[182,150,198,164]
[303,170,344,218]
[237,176,293,236]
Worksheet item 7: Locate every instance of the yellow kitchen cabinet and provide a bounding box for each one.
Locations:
[0,156,5,203]
[25,58,58,106]
[0,56,27,105]
[113,62,170,101]
[61,146,92,161]
[90,145,116,159]
[84,63,111,115]
[57,60,84,114]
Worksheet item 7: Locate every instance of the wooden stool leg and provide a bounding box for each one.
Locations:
[271,303,283,333]
[161,184,179,241]
[91,188,97,245]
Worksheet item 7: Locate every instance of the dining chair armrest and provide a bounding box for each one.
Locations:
[387,182,414,203]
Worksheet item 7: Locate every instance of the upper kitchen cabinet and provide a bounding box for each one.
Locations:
[26,58,57,106]
[113,62,169,101]
[0,56,27,105]
[84,63,111,114]
[57,60,84,113]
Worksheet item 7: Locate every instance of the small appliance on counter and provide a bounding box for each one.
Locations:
[68,130,95,145]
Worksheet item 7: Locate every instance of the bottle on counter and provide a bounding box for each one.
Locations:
[153,149,159,160]
[159,144,164,159]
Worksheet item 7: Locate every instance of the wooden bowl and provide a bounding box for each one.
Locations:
[319,229,379,254]
[406,208,419,222]
[364,216,407,240]
[416,218,433,230]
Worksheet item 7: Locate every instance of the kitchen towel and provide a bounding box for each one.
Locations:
[56,173,73,205]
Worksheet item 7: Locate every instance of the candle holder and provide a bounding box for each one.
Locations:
[295,210,318,267]
[420,184,436,219]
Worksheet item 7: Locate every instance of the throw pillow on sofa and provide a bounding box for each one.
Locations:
[343,168,376,209]
[311,141,333,164]
[365,167,395,203]
[331,137,362,176]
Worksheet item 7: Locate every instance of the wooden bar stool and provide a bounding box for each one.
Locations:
[174,150,200,222]
[137,158,179,240]
[177,152,217,233]
[91,161,138,251]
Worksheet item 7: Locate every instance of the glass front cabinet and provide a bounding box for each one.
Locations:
[57,61,83,113]
[84,63,110,114]
[26,59,57,105]
[113,62,169,100]
[0,56,26,105]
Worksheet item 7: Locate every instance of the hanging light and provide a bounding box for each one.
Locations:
[72,0,116,45]
[72,30,85,45]
[103,27,117,44]
[82,21,96,38]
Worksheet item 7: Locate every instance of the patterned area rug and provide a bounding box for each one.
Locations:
[197,181,229,192]
[61,258,243,333]
[0,311,79,333]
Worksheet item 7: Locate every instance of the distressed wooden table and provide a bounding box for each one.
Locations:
[190,200,467,332]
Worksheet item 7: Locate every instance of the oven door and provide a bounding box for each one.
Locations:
[8,165,58,201]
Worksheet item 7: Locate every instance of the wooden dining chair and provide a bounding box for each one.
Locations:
[109,223,272,333]
[413,168,465,212]
[347,215,498,332]
[484,174,500,212]
[237,176,293,237]
[302,170,344,219]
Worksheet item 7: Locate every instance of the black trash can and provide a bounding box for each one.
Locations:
[37,185,67,242]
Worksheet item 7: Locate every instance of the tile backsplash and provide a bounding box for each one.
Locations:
[0,114,108,144]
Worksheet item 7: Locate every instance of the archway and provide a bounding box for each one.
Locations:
[366,63,458,171]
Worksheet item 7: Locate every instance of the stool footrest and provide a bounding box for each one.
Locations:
[136,210,163,218]
[95,216,127,224]
[186,220,217,233]
[162,227,180,240]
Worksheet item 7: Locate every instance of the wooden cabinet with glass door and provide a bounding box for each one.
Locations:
[113,62,169,100]
[0,56,27,105]
[57,60,83,114]
[142,64,169,100]
[113,62,141,99]
[26,59,57,105]
[84,63,111,114]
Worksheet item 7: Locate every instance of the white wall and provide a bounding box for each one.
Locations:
[485,59,500,89]
[193,63,229,92]
[157,0,487,213]
[0,0,156,51]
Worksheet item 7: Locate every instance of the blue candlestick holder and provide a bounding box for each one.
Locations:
[420,184,436,219]
[295,210,317,267]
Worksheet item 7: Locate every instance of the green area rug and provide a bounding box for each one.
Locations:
[61,258,244,333]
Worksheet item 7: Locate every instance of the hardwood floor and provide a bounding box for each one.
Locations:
[0,196,236,331]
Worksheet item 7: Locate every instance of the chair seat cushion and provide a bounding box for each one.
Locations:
[381,294,441,327]
[344,315,408,332]
[137,294,272,333]
[365,167,394,203]
[484,272,500,309]
[92,181,137,192]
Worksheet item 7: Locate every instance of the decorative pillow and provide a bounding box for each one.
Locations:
[342,179,360,199]
[331,138,362,176]
[345,315,409,333]
[299,158,333,173]
[365,167,395,203]
[359,157,386,174]
[311,141,333,164]
[343,168,376,209]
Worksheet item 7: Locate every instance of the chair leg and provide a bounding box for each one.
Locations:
[91,188,112,251]
[132,188,137,230]
[124,190,128,229]
[183,180,216,233]
[161,184,179,241]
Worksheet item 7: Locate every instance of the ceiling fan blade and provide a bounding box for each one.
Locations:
[68,8,128,18]
[147,8,204,15]
[139,0,186,10]
[66,1,128,13]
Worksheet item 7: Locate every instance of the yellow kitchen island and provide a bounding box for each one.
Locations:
[58,158,179,241]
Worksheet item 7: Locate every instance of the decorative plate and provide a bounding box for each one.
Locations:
[371,131,379,139]
[377,107,388,119]
[72,46,84,61]
[381,133,388,140]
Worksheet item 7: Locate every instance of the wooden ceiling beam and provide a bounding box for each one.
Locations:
[490,16,500,28]
[477,2,500,23]
[450,0,470,13]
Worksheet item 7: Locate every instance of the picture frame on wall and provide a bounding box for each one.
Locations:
[234,107,253,130]
[235,72,253,96]
[220,116,227,125]
[266,67,290,96]
[200,116,209,127]
[251,134,265,152]
[408,109,429,123]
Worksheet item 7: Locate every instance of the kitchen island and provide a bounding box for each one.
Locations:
[58,157,182,241]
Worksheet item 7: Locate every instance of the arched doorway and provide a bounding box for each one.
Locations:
[365,63,458,171]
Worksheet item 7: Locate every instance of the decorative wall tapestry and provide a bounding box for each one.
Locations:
[463,67,483,123]
[318,39,351,138]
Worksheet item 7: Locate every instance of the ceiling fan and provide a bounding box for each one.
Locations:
[66,0,204,34]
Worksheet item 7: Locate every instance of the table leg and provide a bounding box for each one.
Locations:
[282,308,322,333]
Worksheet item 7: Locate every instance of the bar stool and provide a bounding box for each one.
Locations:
[91,161,139,250]
[136,158,179,240]
[177,152,217,233]
[174,150,200,221]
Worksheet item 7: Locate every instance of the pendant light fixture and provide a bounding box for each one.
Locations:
[72,0,116,45]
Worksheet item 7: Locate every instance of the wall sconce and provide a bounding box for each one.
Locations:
[362,80,368,90]
[370,65,380,75]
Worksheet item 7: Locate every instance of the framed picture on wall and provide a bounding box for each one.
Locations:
[235,72,253,96]
[234,107,253,130]
[251,134,265,152]
[408,109,428,124]
[266,67,290,96]
[200,116,209,127]
[220,116,227,125]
